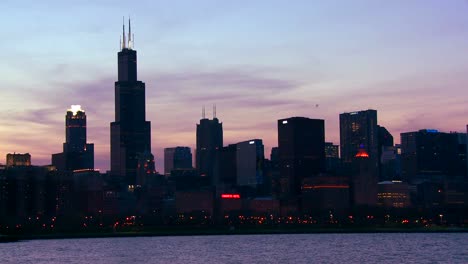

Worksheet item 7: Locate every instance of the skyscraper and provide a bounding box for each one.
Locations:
[110,19,152,186]
[400,129,463,182]
[236,139,265,188]
[278,117,325,198]
[196,109,223,179]
[52,105,94,171]
[340,109,379,168]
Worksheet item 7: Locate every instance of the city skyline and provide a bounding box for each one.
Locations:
[1,1,468,171]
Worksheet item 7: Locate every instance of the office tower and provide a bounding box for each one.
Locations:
[377,125,394,180]
[110,19,152,186]
[236,139,264,187]
[400,129,462,183]
[214,144,237,187]
[164,147,193,177]
[378,125,394,147]
[340,109,378,165]
[351,148,378,207]
[6,153,31,167]
[52,105,94,171]
[196,109,223,179]
[278,117,325,197]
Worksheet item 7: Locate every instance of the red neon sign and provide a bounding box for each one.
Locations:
[221,194,241,199]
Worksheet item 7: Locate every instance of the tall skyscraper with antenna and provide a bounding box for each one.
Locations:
[196,106,223,180]
[111,18,152,186]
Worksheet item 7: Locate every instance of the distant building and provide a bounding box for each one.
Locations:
[340,110,379,172]
[196,113,223,179]
[52,105,94,171]
[378,125,394,147]
[351,148,378,207]
[136,151,156,186]
[377,181,411,208]
[164,147,192,177]
[400,129,465,182]
[6,153,31,167]
[214,144,237,187]
[325,142,340,173]
[380,146,398,181]
[301,176,350,214]
[236,139,264,188]
[110,20,152,186]
[278,117,325,198]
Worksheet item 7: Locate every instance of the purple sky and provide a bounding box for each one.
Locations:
[1,1,468,172]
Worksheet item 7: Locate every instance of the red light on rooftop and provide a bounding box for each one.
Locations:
[355,149,369,158]
[221,194,241,199]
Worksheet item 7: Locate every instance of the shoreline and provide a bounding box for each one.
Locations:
[5,226,468,241]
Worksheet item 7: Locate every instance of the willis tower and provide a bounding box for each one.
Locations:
[111,18,152,186]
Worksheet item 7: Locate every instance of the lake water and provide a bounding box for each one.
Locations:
[1,233,467,263]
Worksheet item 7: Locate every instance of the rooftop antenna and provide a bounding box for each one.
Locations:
[128,16,132,49]
[213,104,217,119]
[122,16,126,50]
[202,105,206,119]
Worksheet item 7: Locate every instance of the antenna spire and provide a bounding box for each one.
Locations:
[202,105,206,119]
[128,16,132,49]
[122,16,126,50]
[213,104,217,119]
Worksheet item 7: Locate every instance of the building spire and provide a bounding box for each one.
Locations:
[213,104,217,119]
[128,16,132,49]
[202,105,206,119]
[122,16,126,50]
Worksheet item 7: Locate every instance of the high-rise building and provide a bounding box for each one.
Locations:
[400,129,463,182]
[378,125,394,147]
[236,139,264,187]
[278,117,325,197]
[351,148,378,207]
[196,112,223,179]
[52,105,94,171]
[164,147,193,177]
[110,19,152,186]
[340,109,379,173]
[213,144,237,187]
[6,153,31,167]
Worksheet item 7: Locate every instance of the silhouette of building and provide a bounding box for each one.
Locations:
[52,105,94,171]
[351,148,378,207]
[164,147,192,177]
[400,129,463,183]
[325,142,340,173]
[378,125,394,147]
[110,19,152,186]
[278,117,325,198]
[377,181,411,208]
[134,150,156,187]
[236,139,264,188]
[6,153,31,167]
[196,108,223,180]
[301,176,350,214]
[340,110,379,169]
[340,109,380,179]
[213,144,237,187]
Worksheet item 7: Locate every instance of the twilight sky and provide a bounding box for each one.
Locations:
[1,0,468,172]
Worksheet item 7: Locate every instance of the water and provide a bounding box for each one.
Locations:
[1,233,467,263]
